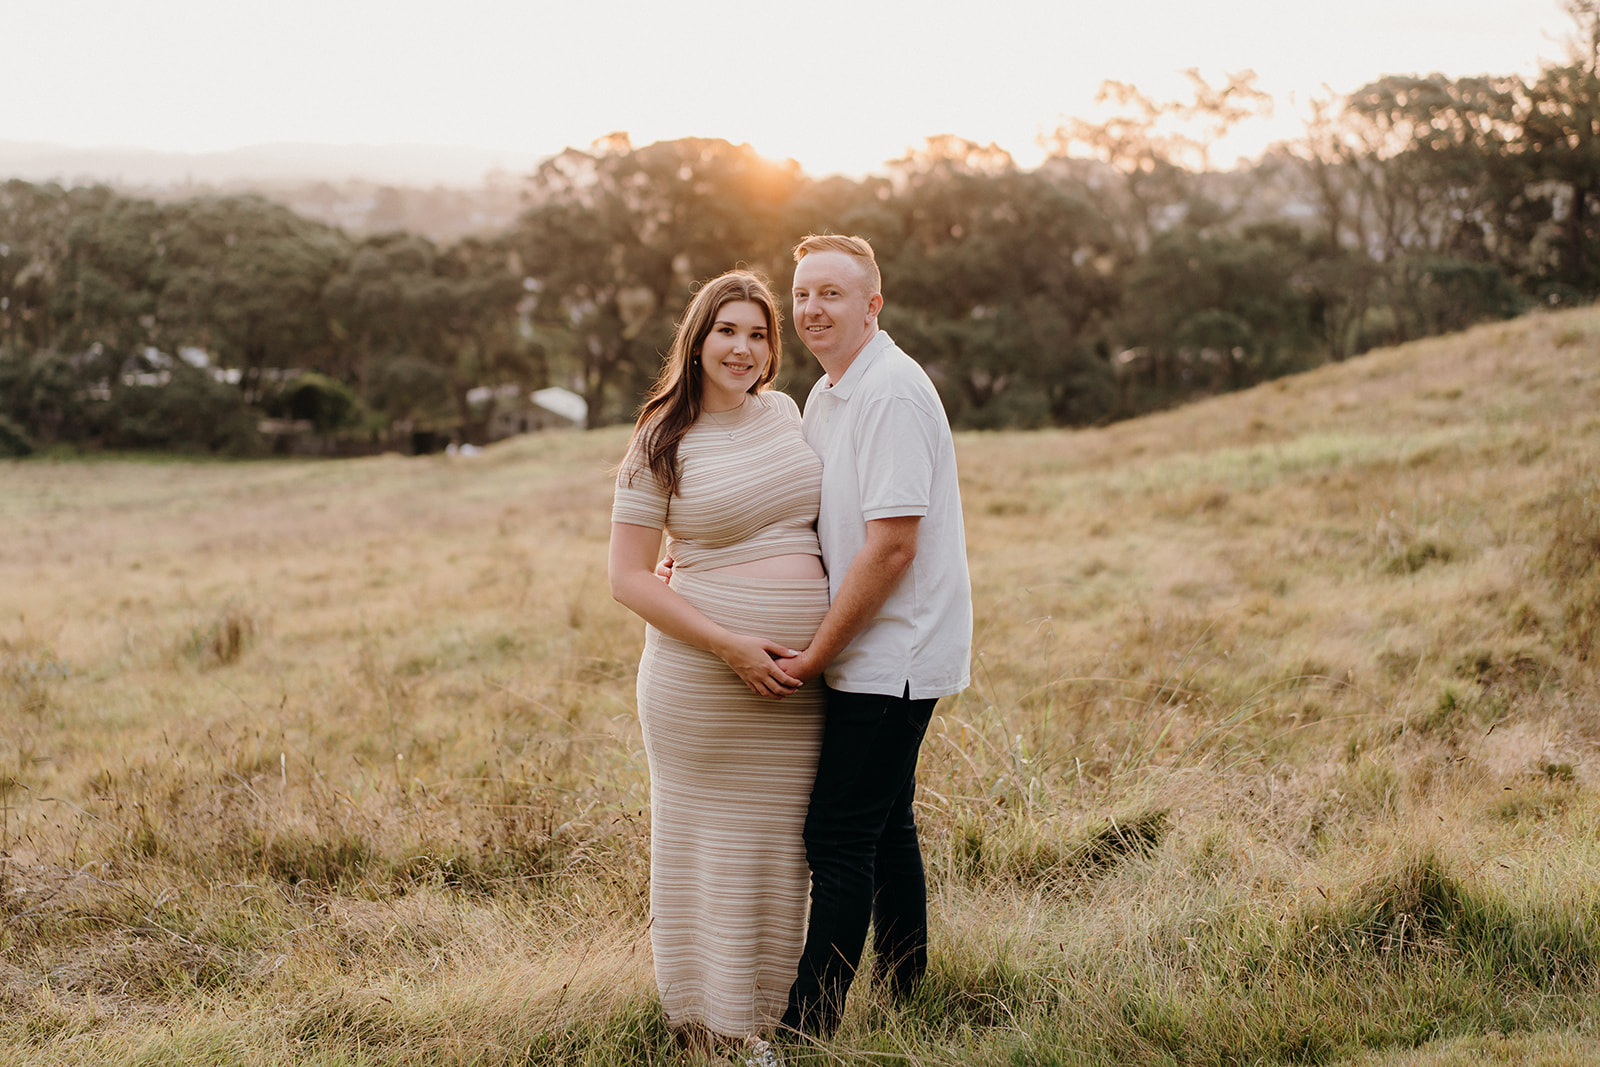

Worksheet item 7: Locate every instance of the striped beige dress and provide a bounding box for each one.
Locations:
[612,390,827,1037]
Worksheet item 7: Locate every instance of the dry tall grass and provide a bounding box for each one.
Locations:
[1,309,1598,1065]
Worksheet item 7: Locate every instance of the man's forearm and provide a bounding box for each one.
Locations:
[787,516,919,680]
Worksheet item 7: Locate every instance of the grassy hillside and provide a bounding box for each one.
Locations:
[1,309,1597,1065]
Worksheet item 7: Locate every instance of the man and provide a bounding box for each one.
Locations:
[775,234,972,1037]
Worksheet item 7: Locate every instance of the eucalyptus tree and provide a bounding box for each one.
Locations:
[1045,70,1273,254]
[1117,221,1324,404]
[323,231,450,421]
[429,234,536,440]
[511,136,802,427]
[0,180,76,353]
[870,137,1121,427]
[154,194,349,403]
[321,230,531,437]
[0,181,142,357]
[1521,1,1600,294]
[0,182,168,443]
[1524,63,1600,293]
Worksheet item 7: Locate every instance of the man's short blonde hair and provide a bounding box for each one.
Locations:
[792,234,881,294]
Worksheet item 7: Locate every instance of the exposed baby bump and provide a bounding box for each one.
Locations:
[669,571,829,647]
[702,552,825,580]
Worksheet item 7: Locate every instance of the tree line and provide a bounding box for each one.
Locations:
[2,13,1595,456]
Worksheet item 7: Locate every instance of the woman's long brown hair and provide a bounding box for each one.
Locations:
[621,270,783,497]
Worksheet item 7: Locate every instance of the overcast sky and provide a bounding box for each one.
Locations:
[4,0,1575,179]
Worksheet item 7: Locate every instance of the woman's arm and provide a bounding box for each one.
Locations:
[608,522,805,698]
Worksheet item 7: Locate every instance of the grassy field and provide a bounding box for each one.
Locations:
[1,308,1598,1066]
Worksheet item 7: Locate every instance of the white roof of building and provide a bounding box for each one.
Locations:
[531,387,587,426]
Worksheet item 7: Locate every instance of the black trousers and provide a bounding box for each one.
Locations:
[781,683,937,1036]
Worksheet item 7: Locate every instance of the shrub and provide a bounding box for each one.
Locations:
[267,371,362,433]
[0,413,33,456]
[101,364,263,455]
[0,346,87,445]
[181,604,258,667]
[1407,257,1526,335]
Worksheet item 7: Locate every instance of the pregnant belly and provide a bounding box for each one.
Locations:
[705,553,825,579]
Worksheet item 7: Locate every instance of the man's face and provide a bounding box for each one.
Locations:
[791,250,881,366]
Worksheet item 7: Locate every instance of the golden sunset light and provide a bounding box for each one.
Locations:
[4,0,1572,180]
[6,2,1600,1063]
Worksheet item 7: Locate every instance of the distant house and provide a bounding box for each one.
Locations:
[118,345,246,387]
[473,385,587,440]
[531,387,587,428]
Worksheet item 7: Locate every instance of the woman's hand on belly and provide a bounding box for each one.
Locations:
[704,553,825,579]
[712,630,806,698]
[612,523,807,699]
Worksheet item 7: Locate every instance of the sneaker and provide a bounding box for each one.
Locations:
[742,1037,782,1067]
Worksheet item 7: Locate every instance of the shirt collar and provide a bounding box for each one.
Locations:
[821,330,894,402]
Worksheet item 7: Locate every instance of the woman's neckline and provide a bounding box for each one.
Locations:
[699,393,754,438]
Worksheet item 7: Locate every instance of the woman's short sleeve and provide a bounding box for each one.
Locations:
[770,389,803,423]
[612,452,670,529]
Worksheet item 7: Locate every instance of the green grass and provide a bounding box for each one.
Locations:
[1,307,1598,1064]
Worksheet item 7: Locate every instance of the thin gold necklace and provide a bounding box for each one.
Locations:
[701,396,748,439]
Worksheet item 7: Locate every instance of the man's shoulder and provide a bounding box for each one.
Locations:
[872,331,916,368]
[858,336,941,405]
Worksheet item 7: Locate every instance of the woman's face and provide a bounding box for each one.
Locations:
[697,299,772,411]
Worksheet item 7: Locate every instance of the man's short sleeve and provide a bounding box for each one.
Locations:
[853,395,937,521]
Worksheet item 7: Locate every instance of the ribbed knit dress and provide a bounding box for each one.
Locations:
[611,389,827,1037]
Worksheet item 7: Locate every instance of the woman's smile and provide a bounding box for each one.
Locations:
[699,299,772,411]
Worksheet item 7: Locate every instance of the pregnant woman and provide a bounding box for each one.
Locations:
[607,270,826,1048]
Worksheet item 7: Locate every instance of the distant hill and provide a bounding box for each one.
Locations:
[0,140,544,188]
[0,140,548,243]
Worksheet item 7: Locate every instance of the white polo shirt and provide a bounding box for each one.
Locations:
[803,330,972,700]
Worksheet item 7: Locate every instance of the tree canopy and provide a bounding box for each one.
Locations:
[2,16,1595,456]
